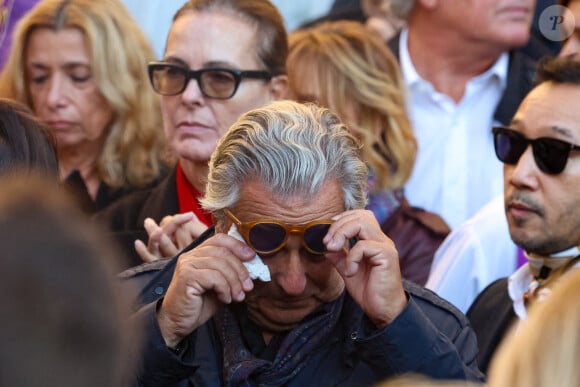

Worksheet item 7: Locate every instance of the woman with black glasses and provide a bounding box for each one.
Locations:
[95,0,288,268]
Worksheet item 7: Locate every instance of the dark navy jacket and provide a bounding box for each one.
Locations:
[121,229,484,386]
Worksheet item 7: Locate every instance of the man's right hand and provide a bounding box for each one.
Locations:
[156,233,256,348]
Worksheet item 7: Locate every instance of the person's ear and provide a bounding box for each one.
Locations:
[268,74,289,100]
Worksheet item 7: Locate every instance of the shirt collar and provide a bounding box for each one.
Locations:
[398,27,509,90]
[477,51,508,90]
[508,263,532,321]
[508,245,580,321]
[398,27,421,87]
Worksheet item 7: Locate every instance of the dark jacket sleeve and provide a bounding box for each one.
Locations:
[123,233,217,387]
[358,281,485,382]
[133,302,197,387]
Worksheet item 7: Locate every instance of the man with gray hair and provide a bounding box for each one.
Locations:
[123,100,483,386]
[388,0,547,229]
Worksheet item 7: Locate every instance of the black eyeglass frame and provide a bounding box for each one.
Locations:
[492,125,580,174]
[147,61,273,99]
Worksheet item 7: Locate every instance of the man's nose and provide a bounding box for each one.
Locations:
[275,237,308,296]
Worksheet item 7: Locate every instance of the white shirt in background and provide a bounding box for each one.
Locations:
[426,195,518,313]
[399,28,507,229]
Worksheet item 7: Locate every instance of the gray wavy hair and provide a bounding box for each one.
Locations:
[201,100,368,228]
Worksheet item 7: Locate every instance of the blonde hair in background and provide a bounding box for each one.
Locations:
[288,20,416,191]
[377,373,483,387]
[0,0,167,189]
[487,268,580,387]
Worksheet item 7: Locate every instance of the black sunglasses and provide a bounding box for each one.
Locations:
[492,126,580,174]
[224,209,333,255]
[147,62,272,99]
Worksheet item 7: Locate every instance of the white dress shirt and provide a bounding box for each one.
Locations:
[426,195,518,313]
[399,28,508,229]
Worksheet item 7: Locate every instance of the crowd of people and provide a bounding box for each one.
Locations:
[1,0,580,386]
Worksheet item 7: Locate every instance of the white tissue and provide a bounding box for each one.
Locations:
[227,224,271,282]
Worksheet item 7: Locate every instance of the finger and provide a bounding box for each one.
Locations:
[135,239,159,263]
[187,234,257,290]
[324,210,384,249]
[340,239,370,277]
[346,238,399,277]
[158,232,180,257]
[206,233,258,263]
[174,224,196,250]
[184,219,209,240]
[173,219,209,250]
[180,244,255,300]
[146,227,164,251]
[193,268,235,304]
[325,250,350,277]
[144,217,162,238]
[159,212,196,236]
[325,241,364,278]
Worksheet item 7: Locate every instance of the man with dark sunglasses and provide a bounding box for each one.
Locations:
[464,56,580,375]
[122,101,484,386]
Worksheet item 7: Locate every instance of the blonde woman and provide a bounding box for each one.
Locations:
[0,0,168,213]
[287,20,449,285]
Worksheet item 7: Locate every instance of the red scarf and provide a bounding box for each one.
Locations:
[175,163,213,226]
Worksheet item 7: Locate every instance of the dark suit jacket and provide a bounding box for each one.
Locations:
[466,277,516,375]
[387,31,544,126]
[94,167,180,269]
[120,228,485,386]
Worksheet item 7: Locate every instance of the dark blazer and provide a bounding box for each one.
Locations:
[466,277,516,375]
[94,167,180,269]
[64,169,166,215]
[121,228,485,386]
[387,31,544,126]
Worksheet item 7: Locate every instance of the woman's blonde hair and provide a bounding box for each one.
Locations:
[288,20,416,191]
[488,268,580,387]
[0,0,167,189]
